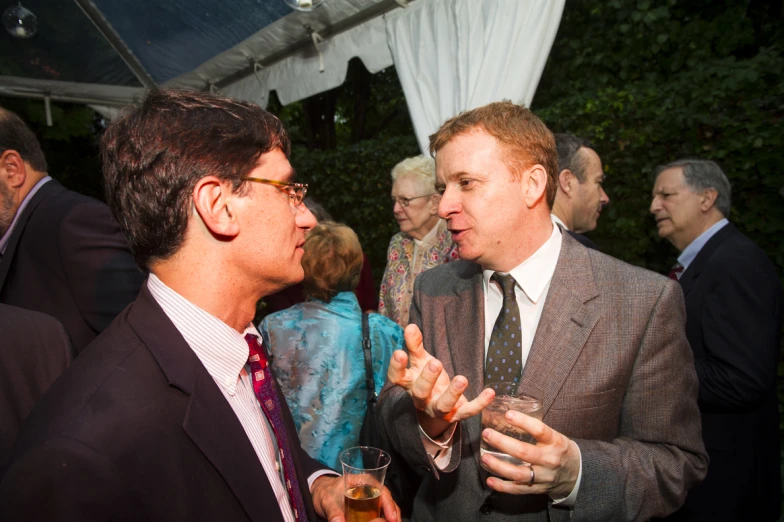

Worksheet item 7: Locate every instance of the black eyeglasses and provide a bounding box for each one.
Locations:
[390,193,435,207]
[242,177,308,206]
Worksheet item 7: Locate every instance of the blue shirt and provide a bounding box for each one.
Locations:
[678,219,729,270]
[261,291,404,470]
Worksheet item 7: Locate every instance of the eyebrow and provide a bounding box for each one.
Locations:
[281,168,297,183]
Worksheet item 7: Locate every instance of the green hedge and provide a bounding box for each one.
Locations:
[289,135,421,282]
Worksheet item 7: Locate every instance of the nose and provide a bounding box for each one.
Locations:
[297,204,318,229]
[437,188,459,220]
[649,196,660,214]
[393,199,404,214]
[600,187,610,205]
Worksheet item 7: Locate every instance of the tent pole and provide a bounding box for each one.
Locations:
[72,0,157,89]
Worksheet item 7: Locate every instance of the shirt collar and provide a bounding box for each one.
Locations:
[677,218,729,270]
[550,213,568,231]
[0,176,51,255]
[146,273,255,395]
[483,224,562,304]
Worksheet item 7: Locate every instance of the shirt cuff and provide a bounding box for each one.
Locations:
[550,443,582,506]
[308,469,340,491]
[419,422,457,469]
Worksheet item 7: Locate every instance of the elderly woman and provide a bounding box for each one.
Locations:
[378,155,458,327]
[261,222,403,470]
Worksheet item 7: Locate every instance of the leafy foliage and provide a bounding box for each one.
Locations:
[532,0,784,277]
[0,97,105,200]
[287,135,421,280]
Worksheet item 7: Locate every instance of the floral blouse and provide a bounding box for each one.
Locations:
[378,219,458,327]
[260,292,403,470]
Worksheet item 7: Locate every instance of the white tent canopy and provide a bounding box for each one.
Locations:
[0,0,564,153]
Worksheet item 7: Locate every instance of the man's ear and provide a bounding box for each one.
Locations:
[557,169,573,195]
[0,150,28,188]
[192,176,241,238]
[700,188,719,212]
[524,165,548,208]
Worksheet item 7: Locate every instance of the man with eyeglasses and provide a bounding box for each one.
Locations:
[0,90,400,522]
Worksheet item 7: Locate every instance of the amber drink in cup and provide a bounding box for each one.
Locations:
[339,446,391,522]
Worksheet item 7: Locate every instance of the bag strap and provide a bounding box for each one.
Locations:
[361,312,376,405]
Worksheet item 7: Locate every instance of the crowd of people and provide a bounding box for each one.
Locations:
[0,89,781,522]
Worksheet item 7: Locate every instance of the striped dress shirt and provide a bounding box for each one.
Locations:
[148,273,321,522]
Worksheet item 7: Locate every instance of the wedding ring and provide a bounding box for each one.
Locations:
[513,465,535,486]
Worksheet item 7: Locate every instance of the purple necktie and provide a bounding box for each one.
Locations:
[668,263,684,280]
[245,334,308,522]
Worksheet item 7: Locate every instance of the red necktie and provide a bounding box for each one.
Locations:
[668,263,684,280]
[245,334,308,522]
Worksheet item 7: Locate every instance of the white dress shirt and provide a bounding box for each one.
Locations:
[147,273,331,522]
[421,225,583,506]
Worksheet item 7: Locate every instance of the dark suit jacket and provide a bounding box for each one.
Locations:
[0,304,74,466]
[566,230,597,250]
[377,232,707,522]
[0,285,327,521]
[666,223,783,522]
[0,179,144,352]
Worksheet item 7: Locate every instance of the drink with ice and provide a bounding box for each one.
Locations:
[480,394,543,470]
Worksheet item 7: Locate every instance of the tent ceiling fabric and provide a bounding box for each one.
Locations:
[0,0,407,107]
[0,0,564,137]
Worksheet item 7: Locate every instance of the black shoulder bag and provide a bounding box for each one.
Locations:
[357,312,380,447]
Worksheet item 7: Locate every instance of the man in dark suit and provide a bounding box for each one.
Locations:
[651,159,782,521]
[0,107,144,352]
[0,304,74,465]
[377,102,707,521]
[550,134,609,249]
[0,90,399,522]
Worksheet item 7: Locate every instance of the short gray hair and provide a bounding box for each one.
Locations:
[654,159,732,217]
[390,155,436,191]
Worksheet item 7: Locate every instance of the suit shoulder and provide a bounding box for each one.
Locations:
[415,260,480,287]
[710,231,776,268]
[587,248,672,289]
[0,303,65,332]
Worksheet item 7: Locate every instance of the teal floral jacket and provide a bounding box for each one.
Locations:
[260,292,404,470]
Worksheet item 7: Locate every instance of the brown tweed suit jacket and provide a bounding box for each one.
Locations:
[377,232,708,522]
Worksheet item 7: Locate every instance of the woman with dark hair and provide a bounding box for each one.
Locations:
[260,221,403,469]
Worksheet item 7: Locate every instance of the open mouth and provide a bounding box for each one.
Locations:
[450,229,467,241]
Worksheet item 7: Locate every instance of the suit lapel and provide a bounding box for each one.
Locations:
[128,286,278,522]
[519,234,600,419]
[444,265,485,402]
[439,265,488,478]
[679,223,737,296]
[0,179,63,291]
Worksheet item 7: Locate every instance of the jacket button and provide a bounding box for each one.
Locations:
[480,503,492,514]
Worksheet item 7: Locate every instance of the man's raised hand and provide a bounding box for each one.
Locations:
[387,324,494,438]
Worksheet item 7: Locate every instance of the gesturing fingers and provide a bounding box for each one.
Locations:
[411,359,443,407]
[441,385,495,422]
[387,350,410,387]
[403,324,426,361]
